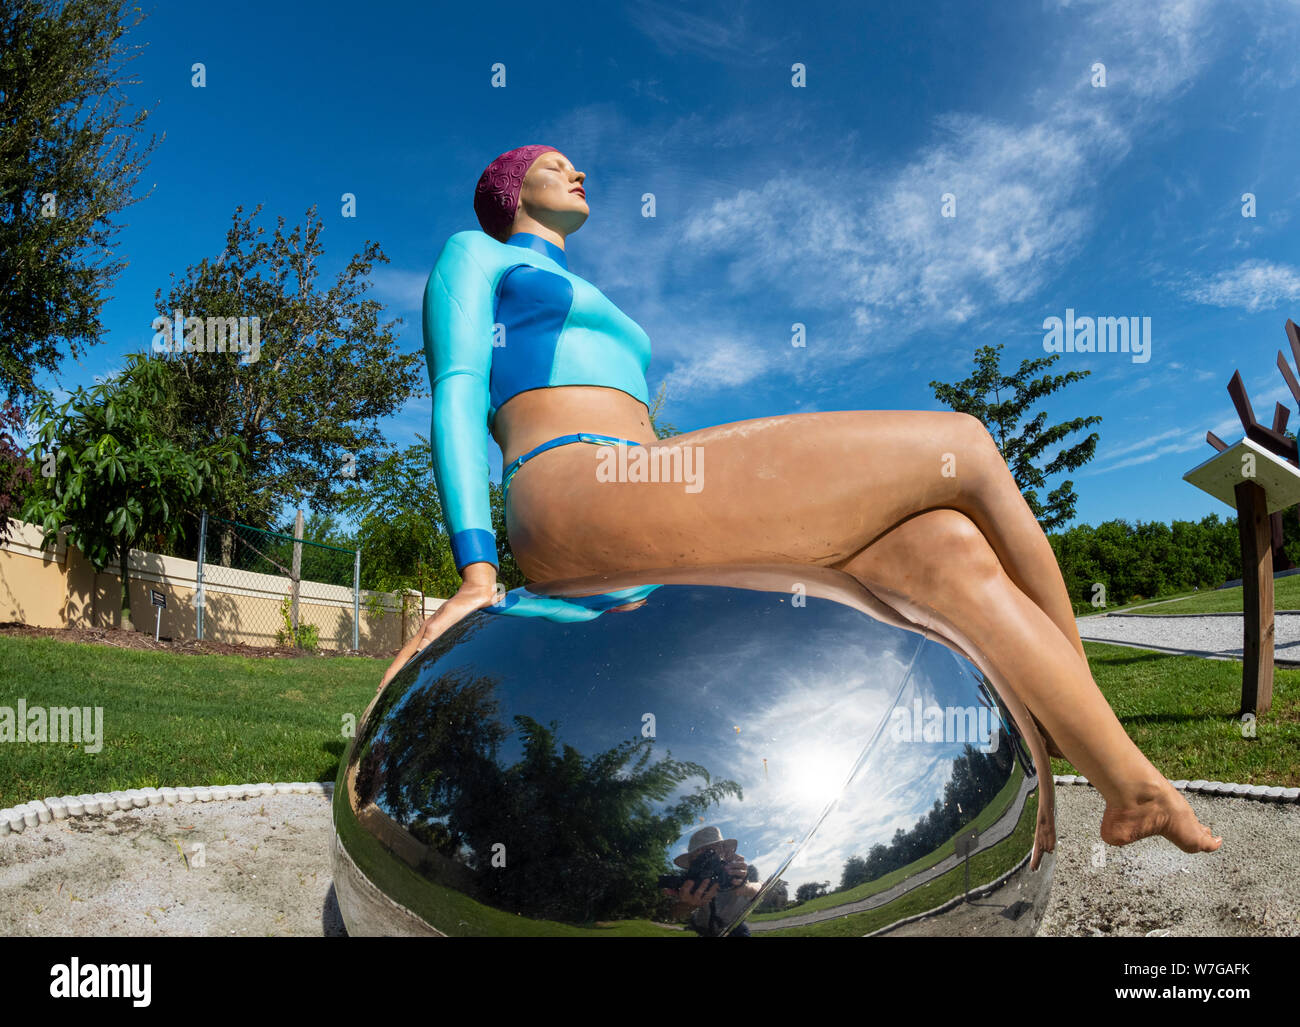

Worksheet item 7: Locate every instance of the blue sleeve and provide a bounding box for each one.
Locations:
[424,234,499,574]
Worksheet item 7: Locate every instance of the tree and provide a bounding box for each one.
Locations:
[22,355,244,626]
[0,0,159,409]
[1047,513,1242,611]
[338,439,453,599]
[754,878,789,913]
[930,344,1100,531]
[795,881,830,903]
[338,437,527,601]
[151,204,424,527]
[260,510,357,588]
[647,380,679,439]
[840,854,873,892]
[0,401,33,544]
[275,509,351,548]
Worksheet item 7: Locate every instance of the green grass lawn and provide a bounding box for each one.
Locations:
[1051,641,1300,785]
[2,632,1297,810]
[0,635,380,806]
[1077,574,1300,617]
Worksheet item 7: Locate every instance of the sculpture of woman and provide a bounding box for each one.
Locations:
[380,144,1221,857]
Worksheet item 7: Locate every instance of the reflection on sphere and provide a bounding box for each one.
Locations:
[332,565,1053,936]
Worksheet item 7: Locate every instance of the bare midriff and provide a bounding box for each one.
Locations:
[491,385,660,469]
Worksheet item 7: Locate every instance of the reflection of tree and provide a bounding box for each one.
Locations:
[353,609,502,810]
[376,668,508,843]
[795,881,830,903]
[755,879,789,913]
[352,656,742,924]
[459,717,742,924]
[832,741,1013,896]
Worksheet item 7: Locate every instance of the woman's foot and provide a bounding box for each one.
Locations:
[1100,779,1223,852]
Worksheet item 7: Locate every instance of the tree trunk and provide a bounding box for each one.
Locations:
[120,535,134,631]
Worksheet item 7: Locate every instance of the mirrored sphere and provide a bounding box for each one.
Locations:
[332,564,1054,936]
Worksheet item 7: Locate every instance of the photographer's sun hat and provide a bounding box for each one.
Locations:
[674,825,738,868]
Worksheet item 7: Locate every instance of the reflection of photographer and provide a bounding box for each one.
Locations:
[661,827,760,937]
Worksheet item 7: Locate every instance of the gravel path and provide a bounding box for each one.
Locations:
[1038,787,1300,936]
[1,787,1296,936]
[1076,612,1300,662]
[0,793,344,937]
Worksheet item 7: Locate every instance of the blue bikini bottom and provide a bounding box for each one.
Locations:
[503,432,645,498]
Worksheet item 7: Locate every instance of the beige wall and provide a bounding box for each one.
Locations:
[0,519,443,654]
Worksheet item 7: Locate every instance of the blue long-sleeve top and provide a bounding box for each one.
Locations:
[423,230,652,573]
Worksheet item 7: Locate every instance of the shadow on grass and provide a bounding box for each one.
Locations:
[1116,713,1248,728]
[1081,647,1179,667]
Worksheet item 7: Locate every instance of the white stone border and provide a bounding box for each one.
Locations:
[4,775,1294,838]
[1053,775,1300,802]
[0,781,334,837]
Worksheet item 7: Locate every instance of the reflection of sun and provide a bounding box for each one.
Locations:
[771,745,852,806]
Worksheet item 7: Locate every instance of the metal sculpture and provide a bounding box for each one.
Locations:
[331,563,1054,937]
[1187,318,1300,714]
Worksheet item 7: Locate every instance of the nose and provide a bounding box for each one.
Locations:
[572,169,585,184]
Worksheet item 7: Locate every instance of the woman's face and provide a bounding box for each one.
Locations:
[515,151,588,236]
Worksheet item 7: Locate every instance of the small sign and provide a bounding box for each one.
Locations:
[151,590,166,609]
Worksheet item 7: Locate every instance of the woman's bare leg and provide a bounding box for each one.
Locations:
[513,411,1086,657]
[506,409,1217,850]
[824,419,1086,757]
[832,513,1060,865]
[835,509,1220,853]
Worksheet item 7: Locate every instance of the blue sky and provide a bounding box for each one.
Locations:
[33,0,1300,532]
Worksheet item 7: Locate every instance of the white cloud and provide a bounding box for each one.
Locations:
[626,0,1227,400]
[417,1,1244,423]
[1182,260,1300,312]
[625,0,781,63]
[659,334,779,396]
[660,114,1106,371]
[1083,380,1297,473]
[1055,0,1214,99]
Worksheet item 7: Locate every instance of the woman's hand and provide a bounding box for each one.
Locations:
[374,563,500,697]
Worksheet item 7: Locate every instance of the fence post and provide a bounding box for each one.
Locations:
[353,547,361,652]
[195,510,207,641]
[291,509,303,636]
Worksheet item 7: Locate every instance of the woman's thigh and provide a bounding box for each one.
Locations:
[504,409,995,581]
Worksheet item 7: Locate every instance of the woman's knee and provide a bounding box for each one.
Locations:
[922,509,1003,589]
[852,509,1003,595]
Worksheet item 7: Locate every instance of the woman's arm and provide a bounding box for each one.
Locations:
[369,235,505,699]
[375,562,498,694]
[424,232,501,575]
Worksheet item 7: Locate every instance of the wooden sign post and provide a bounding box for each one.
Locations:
[1183,318,1300,715]
[1234,478,1273,714]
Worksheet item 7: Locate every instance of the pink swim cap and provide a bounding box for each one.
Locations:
[474,145,560,242]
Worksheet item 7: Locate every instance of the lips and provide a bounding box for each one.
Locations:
[570,187,586,198]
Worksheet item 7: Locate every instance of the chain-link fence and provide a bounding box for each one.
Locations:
[195,512,361,651]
